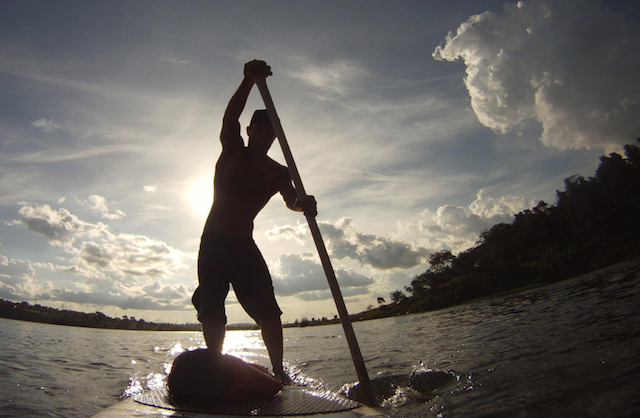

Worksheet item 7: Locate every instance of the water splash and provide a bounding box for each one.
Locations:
[122,375,143,398]
[284,362,327,390]
[339,361,462,407]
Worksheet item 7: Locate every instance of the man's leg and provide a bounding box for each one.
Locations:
[201,317,226,355]
[260,315,291,384]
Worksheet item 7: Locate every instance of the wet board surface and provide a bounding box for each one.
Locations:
[93,386,388,418]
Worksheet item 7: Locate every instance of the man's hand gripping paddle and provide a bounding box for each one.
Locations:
[254,75,377,407]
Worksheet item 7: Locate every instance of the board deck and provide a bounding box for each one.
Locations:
[93,386,388,418]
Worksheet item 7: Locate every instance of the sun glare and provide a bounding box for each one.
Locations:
[187,174,213,218]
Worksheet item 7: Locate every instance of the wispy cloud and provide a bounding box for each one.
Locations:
[288,58,371,99]
[31,118,63,134]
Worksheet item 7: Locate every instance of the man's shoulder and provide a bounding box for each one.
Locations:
[264,156,287,170]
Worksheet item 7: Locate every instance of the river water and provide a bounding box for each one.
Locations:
[1,258,639,418]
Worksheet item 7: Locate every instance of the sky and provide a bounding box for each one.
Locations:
[1,0,638,325]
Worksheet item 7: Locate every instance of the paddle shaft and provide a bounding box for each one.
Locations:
[255,78,377,407]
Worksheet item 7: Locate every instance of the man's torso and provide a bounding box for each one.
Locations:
[204,147,287,237]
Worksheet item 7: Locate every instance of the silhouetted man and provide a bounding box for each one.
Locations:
[192,60,316,384]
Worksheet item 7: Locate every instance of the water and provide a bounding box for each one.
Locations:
[1,259,639,417]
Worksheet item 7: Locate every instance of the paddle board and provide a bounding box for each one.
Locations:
[93,385,388,418]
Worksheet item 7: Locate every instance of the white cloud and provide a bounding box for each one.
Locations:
[265,222,307,245]
[433,0,640,150]
[88,195,109,213]
[38,287,191,311]
[5,202,195,309]
[408,189,533,253]
[31,118,62,133]
[66,233,193,282]
[297,286,369,302]
[87,195,127,220]
[469,189,531,218]
[8,203,112,246]
[322,218,431,270]
[268,217,431,271]
[288,58,370,99]
[0,245,38,300]
[144,185,158,193]
[272,253,373,300]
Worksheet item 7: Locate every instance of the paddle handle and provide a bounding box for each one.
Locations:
[255,77,377,407]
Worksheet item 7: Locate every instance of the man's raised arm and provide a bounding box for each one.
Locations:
[220,60,272,149]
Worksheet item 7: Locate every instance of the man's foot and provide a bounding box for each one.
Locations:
[275,370,293,385]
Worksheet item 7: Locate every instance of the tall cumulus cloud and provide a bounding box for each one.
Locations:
[433,0,640,150]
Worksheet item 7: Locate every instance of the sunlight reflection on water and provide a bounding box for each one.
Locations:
[223,330,264,352]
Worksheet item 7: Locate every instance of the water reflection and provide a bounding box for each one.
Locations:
[168,342,185,356]
[223,330,264,354]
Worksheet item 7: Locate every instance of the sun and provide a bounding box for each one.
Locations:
[186,174,213,218]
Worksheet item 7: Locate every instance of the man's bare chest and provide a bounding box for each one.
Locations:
[215,151,283,196]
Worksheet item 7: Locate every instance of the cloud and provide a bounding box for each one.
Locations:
[31,118,62,134]
[433,0,640,150]
[265,222,307,245]
[5,202,195,310]
[156,56,190,65]
[321,218,430,270]
[288,58,370,99]
[71,233,191,280]
[76,278,192,311]
[272,253,373,300]
[297,286,369,302]
[8,203,112,246]
[406,189,533,252]
[37,287,191,311]
[87,195,126,220]
[143,185,158,193]
[0,245,38,300]
[469,189,531,218]
[267,217,430,271]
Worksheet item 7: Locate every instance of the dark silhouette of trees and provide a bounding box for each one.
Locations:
[0,299,201,331]
[390,290,407,303]
[365,139,640,321]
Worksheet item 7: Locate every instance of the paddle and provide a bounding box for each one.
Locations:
[255,77,377,407]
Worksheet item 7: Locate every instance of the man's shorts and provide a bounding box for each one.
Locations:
[192,232,282,324]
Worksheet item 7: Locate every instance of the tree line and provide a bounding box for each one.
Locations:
[0,299,201,331]
[356,139,640,321]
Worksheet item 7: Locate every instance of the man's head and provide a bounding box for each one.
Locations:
[247,110,276,154]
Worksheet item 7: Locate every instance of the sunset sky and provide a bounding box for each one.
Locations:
[1,0,638,324]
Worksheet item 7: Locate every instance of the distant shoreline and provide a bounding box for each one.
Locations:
[3,255,638,332]
[348,254,640,324]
